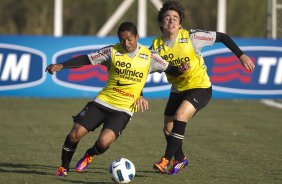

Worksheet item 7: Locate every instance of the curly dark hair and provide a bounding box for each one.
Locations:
[158,0,185,25]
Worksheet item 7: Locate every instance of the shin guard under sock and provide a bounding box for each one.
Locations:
[174,143,185,161]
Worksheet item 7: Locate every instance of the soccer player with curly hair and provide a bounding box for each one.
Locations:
[152,0,255,175]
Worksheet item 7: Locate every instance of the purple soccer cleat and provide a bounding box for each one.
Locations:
[76,153,93,172]
[168,157,189,175]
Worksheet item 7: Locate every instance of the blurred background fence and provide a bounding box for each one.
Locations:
[0,0,277,37]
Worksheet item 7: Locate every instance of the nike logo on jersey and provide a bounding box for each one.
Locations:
[116,80,133,86]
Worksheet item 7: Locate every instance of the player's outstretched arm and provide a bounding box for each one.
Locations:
[216,32,255,72]
[45,55,91,74]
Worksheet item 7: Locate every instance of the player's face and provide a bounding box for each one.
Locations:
[119,31,139,52]
[160,10,181,34]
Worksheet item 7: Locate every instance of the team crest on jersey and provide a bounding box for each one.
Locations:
[115,51,124,56]
[139,53,148,60]
[179,38,188,43]
[156,45,163,52]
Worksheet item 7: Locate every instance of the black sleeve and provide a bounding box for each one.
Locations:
[165,65,182,77]
[215,32,244,58]
[62,55,91,69]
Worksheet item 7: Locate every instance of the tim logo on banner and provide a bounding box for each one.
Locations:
[204,46,282,96]
[52,46,170,92]
[0,44,46,90]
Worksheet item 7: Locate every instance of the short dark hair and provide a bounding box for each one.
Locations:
[117,22,138,37]
[158,0,185,29]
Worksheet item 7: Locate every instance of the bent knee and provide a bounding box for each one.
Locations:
[68,124,88,141]
[97,139,111,150]
[163,125,172,135]
[68,132,82,142]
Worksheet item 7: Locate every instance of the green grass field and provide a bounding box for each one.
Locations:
[0,98,281,184]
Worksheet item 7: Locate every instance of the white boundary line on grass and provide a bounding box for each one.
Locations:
[261,99,282,109]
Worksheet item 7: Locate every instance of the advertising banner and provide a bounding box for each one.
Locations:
[0,35,281,98]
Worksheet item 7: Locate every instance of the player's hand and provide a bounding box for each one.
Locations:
[179,62,190,73]
[134,96,149,112]
[45,64,63,75]
[240,54,255,72]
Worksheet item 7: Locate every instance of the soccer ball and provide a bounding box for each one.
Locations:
[109,158,136,183]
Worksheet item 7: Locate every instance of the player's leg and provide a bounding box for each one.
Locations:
[74,102,107,172]
[154,116,173,173]
[76,108,130,172]
[164,116,173,137]
[165,100,195,175]
[87,110,130,155]
[154,92,183,173]
[89,128,117,155]
[56,101,102,176]
[76,128,116,172]
[167,87,212,175]
[164,100,195,162]
[55,122,88,176]
[164,116,185,162]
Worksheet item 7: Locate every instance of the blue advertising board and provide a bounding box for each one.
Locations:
[0,35,281,98]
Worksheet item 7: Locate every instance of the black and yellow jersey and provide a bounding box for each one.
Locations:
[151,28,216,91]
[88,43,169,116]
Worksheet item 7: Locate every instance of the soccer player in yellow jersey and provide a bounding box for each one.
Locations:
[46,21,188,177]
[152,1,255,175]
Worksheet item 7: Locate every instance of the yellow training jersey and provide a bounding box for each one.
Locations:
[96,44,151,112]
[151,29,211,91]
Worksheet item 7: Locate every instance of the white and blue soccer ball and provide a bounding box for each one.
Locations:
[109,158,136,183]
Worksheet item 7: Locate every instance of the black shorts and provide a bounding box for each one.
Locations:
[73,101,131,138]
[164,87,212,116]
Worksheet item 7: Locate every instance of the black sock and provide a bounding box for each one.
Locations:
[61,136,78,170]
[164,131,169,143]
[164,120,186,161]
[87,141,109,156]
